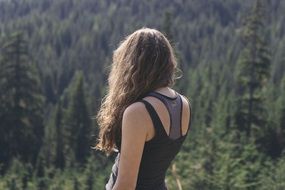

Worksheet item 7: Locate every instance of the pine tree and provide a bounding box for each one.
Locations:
[64,71,91,164]
[86,172,94,190]
[73,177,80,190]
[54,101,65,169]
[275,76,285,155]
[162,11,173,42]
[40,100,66,169]
[8,177,18,190]
[0,32,44,165]
[235,0,270,138]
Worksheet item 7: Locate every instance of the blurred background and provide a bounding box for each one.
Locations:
[0,0,285,189]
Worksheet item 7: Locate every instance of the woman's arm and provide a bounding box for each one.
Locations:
[112,102,148,190]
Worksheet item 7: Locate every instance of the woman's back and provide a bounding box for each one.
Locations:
[106,88,192,190]
[96,28,192,190]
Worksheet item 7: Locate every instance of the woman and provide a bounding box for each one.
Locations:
[96,28,192,190]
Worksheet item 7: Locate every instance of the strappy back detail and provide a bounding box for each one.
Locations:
[106,91,192,190]
[139,99,167,140]
[139,91,191,141]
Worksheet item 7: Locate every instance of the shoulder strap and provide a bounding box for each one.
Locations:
[139,100,165,137]
[145,92,183,139]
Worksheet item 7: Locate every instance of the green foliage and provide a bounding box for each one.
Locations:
[0,32,44,166]
[64,71,91,165]
[0,0,285,189]
[235,0,271,138]
[258,156,285,190]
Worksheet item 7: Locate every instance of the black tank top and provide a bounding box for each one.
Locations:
[105,91,192,190]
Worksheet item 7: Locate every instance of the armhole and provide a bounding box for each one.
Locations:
[181,95,192,133]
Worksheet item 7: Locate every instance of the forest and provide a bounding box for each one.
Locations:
[0,0,285,189]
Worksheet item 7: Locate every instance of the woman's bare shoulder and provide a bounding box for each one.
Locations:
[123,102,150,128]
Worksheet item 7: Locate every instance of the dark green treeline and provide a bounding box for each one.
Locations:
[0,33,44,166]
[0,0,285,189]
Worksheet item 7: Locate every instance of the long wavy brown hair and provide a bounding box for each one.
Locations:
[96,28,178,154]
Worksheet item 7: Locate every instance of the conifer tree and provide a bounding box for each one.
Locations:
[73,177,80,190]
[64,71,91,164]
[0,32,44,165]
[276,76,285,155]
[162,11,173,42]
[54,101,65,169]
[235,0,270,138]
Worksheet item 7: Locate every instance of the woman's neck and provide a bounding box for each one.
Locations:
[154,86,176,98]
